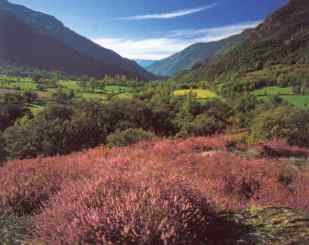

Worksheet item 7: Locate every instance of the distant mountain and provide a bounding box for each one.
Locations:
[146,32,249,77]
[135,59,156,68]
[192,0,309,82]
[0,0,155,79]
[0,11,118,77]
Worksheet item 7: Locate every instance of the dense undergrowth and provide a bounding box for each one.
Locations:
[1,136,309,244]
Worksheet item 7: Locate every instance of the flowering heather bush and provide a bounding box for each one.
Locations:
[257,139,309,158]
[34,178,219,244]
[196,152,309,210]
[0,148,107,215]
[1,136,309,244]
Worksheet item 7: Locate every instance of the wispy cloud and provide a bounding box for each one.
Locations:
[169,21,262,41]
[93,21,261,60]
[94,38,188,60]
[117,3,218,20]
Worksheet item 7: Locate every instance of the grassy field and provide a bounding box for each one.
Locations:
[283,95,309,109]
[252,86,294,96]
[251,86,309,109]
[0,76,37,90]
[29,104,45,114]
[0,76,139,115]
[58,80,81,91]
[0,78,135,101]
[174,89,217,100]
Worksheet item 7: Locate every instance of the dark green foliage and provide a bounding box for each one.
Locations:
[0,211,30,245]
[51,89,75,104]
[231,95,261,128]
[0,93,30,131]
[176,98,234,137]
[3,107,72,159]
[251,106,309,147]
[180,113,227,137]
[22,91,38,103]
[1,84,237,160]
[143,89,181,136]
[107,128,155,147]
[3,103,108,159]
[0,133,7,164]
[66,102,108,150]
[103,98,154,133]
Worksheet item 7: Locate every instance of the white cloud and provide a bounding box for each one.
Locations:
[169,21,262,41]
[94,37,191,60]
[93,21,261,60]
[117,3,217,20]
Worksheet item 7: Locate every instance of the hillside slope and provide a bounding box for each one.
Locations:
[147,32,248,77]
[0,11,120,77]
[0,0,155,79]
[135,59,156,68]
[194,0,309,81]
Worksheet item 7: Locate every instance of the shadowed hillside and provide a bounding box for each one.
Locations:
[187,0,309,82]
[0,12,124,77]
[147,32,249,77]
[0,0,155,79]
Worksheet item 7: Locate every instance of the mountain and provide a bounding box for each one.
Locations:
[0,0,155,79]
[135,59,156,68]
[193,0,309,82]
[146,32,249,77]
[0,11,122,77]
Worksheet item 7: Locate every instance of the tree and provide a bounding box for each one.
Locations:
[3,112,71,159]
[106,128,155,147]
[180,113,227,137]
[51,89,75,104]
[23,91,38,104]
[3,103,109,159]
[0,94,30,131]
[0,133,7,164]
[103,98,153,134]
[251,106,309,147]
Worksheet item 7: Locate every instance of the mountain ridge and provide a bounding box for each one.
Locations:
[146,31,249,77]
[0,11,123,77]
[189,0,309,82]
[0,0,155,79]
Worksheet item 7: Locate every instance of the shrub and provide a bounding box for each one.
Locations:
[258,140,309,158]
[3,116,71,159]
[180,113,227,137]
[22,91,38,104]
[1,136,309,244]
[251,106,309,147]
[34,178,218,245]
[0,211,31,245]
[103,98,154,133]
[0,133,7,165]
[3,103,108,159]
[107,128,155,147]
[0,99,30,131]
[0,150,103,215]
[51,89,75,104]
[176,98,233,137]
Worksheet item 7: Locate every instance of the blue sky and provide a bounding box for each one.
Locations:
[11,0,288,60]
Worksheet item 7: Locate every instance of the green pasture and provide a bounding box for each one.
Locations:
[251,86,309,109]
